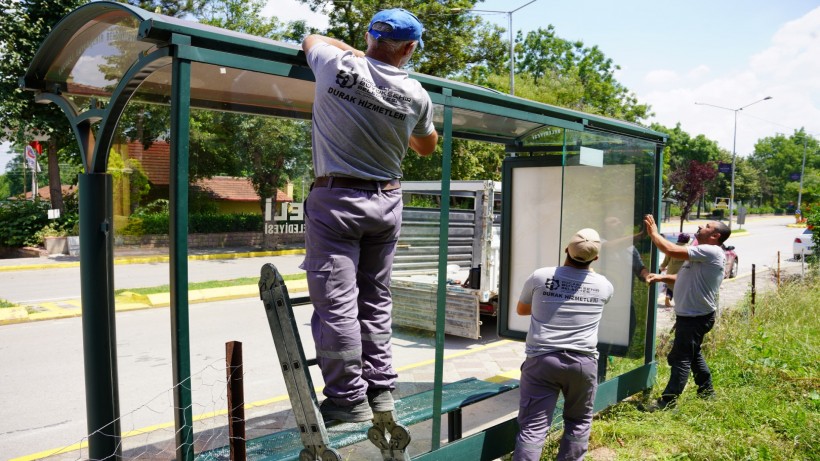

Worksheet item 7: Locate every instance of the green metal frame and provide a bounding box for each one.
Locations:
[21,2,668,460]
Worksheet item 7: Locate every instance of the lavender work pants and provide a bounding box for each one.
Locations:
[513,351,598,461]
[301,185,401,405]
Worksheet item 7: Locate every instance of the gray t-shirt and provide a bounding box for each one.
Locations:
[673,244,725,316]
[306,43,435,180]
[519,266,614,359]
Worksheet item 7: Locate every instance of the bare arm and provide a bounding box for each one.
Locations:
[517,301,532,316]
[302,34,365,57]
[409,131,439,156]
[646,273,677,285]
[644,214,690,260]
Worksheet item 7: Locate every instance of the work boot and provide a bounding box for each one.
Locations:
[367,389,395,413]
[319,398,373,423]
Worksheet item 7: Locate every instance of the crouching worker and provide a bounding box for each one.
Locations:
[513,229,614,461]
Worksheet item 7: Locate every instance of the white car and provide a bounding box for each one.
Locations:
[793,228,814,260]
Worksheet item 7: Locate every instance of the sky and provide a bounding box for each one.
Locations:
[3,0,818,170]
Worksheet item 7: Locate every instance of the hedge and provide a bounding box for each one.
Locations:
[122,212,263,236]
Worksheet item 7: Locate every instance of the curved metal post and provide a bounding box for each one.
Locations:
[79,171,121,460]
[89,47,171,173]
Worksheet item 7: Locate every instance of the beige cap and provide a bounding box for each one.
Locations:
[568,228,602,263]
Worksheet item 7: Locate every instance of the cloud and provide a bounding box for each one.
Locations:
[686,65,710,80]
[644,6,820,156]
[644,69,678,85]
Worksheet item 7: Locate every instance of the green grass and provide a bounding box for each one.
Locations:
[114,273,306,296]
[541,277,820,460]
[0,299,16,308]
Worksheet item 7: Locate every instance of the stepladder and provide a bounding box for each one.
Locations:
[258,263,411,461]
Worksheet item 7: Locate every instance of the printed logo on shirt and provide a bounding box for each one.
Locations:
[544,278,560,291]
[336,69,359,89]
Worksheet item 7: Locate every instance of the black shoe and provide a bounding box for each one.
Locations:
[367,389,395,413]
[697,388,716,400]
[319,398,373,423]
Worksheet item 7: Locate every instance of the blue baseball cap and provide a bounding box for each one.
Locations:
[368,8,424,48]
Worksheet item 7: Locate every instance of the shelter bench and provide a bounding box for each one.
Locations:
[195,376,520,461]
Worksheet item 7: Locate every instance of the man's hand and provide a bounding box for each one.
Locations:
[643,214,659,237]
[645,273,664,284]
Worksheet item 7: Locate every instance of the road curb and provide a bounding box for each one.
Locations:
[0,248,306,272]
[1,279,310,326]
[0,306,30,324]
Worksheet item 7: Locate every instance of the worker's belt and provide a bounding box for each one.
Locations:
[312,176,401,191]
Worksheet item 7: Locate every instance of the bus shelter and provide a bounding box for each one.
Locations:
[22,2,667,460]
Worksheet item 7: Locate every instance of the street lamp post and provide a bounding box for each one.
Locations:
[797,136,807,216]
[451,0,537,95]
[695,96,773,229]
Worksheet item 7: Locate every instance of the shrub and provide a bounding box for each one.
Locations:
[121,211,263,236]
[0,199,50,247]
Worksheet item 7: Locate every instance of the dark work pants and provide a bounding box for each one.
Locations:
[514,351,598,461]
[302,185,402,406]
[662,312,716,401]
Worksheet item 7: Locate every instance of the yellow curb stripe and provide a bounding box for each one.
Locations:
[17,338,519,459]
[0,249,306,272]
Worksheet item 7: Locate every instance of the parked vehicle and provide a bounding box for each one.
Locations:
[390,181,501,339]
[793,228,815,260]
[722,244,738,278]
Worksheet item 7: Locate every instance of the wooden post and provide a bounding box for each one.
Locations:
[226,341,246,461]
[750,264,756,317]
[777,251,781,289]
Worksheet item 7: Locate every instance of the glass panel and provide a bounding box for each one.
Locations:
[49,11,155,108]
[560,129,658,378]
[447,107,542,140]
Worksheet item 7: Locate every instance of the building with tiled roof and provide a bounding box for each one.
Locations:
[23,184,78,200]
[122,141,293,214]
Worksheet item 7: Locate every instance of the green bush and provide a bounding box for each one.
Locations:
[0,199,50,247]
[748,206,774,214]
[122,211,263,236]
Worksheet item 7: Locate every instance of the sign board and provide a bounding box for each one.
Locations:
[790,172,801,181]
[714,197,730,209]
[48,209,61,219]
[264,199,304,235]
[718,162,732,174]
[25,145,41,172]
[737,206,747,225]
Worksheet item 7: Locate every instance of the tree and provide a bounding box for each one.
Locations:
[514,27,651,123]
[294,0,507,78]
[0,0,85,213]
[651,123,722,212]
[124,0,208,17]
[195,0,313,210]
[668,160,718,232]
[749,129,818,207]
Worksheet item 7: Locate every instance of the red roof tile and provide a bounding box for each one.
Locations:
[193,176,292,202]
[127,141,292,202]
[24,185,78,200]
